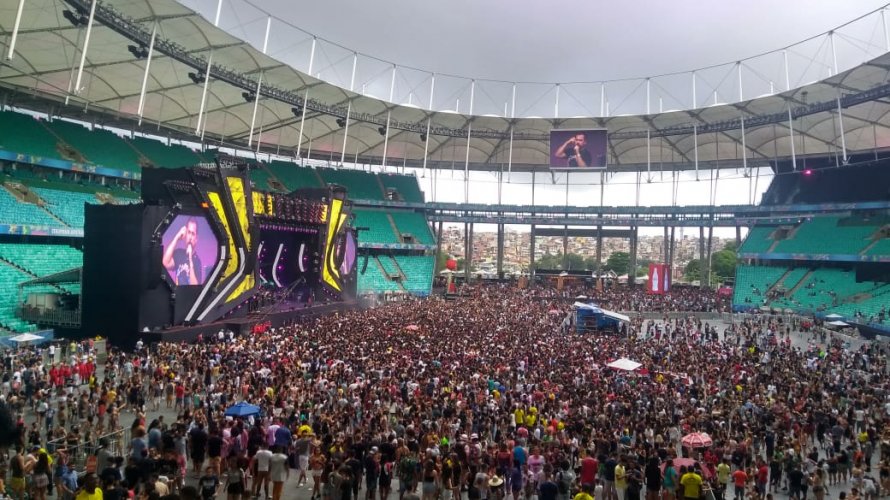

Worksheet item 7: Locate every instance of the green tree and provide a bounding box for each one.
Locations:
[711,249,738,279]
[723,240,739,252]
[685,259,702,281]
[604,252,630,275]
[563,253,586,270]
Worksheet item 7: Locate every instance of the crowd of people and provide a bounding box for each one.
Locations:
[0,283,887,500]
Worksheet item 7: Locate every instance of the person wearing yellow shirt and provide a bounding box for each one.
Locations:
[716,459,731,500]
[680,468,703,500]
[514,408,525,428]
[75,473,103,500]
[615,459,627,500]
[573,483,595,500]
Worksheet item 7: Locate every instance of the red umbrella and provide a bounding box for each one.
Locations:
[662,458,713,480]
[681,432,713,448]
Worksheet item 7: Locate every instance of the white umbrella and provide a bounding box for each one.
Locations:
[826,320,849,327]
[8,333,43,344]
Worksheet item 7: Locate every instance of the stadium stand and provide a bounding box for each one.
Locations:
[393,255,434,294]
[317,167,384,200]
[389,211,435,245]
[738,226,776,254]
[0,186,59,226]
[378,172,425,203]
[0,243,82,278]
[32,187,97,227]
[0,263,37,332]
[0,111,61,159]
[46,120,142,173]
[771,216,878,255]
[265,161,323,191]
[866,238,890,256]
[353,209,400,244]
[357,259,400,293]
[733,265,788,306]
[128,136,203,168]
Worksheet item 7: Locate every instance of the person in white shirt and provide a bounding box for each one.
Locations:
[252,442,273,499]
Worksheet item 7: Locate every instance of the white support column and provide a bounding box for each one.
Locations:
[262,16,271,54]
[73,0,98,95]
[599,82,605,116]
[507,127,514,182]
[381,64,397,169]
[554,84,560,118]
[296,38,317,157]
[783,50,791,91]
[195,54,213,134]
[837,95,847,163]
[693,123,699,180]
[788,107,797,170]
[646,78,651,114]
[740,114,748,175]
[340,52,358,164]
[421,74,435,175]
[646,129,651,179]
[6,0,26,60]
[307,37,316,75]
[883,8,890,52]
[511,83,517,118]
[136,24,157,125]
[691,71,697,108]
[247,73,263,147]
[464,79,476,202]
[829,31,839,77]
[213,0,223,26]
[737,62,743,102]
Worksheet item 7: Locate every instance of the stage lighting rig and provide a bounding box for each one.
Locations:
[377,126,386,136]
[127,44,149,59]
[187,72,206,84]
[336,117,347,128]
[62,9,88,26]
[242,91,256,103]
[419,133,427,142]
[291,105,303,117]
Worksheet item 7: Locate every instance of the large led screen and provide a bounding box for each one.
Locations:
[161,215,219,286]
[549,129,608,169]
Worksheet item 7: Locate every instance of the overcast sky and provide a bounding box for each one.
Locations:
[266,0,888,83]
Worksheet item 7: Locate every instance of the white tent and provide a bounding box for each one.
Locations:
[8,333,44,344]
[827,320,849,327]
[824,314,844,320]
[600,309,631,323]
[607,358,642,371]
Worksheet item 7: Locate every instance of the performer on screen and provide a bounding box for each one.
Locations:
[555,132,591,167]
[162,217,203,285]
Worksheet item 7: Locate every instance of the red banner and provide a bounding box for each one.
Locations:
[647,263,671,294]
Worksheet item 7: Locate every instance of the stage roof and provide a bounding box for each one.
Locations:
[1,0,890,172]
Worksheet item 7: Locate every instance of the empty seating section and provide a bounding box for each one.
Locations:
[733,265,788,306]
[0,243,82,277]
[33,187,97,227]
[353,209,399,244]
[129,137,202,168]
[394,255,434,294]
[377,256,400,277]
[738,226,776,254]
[357,261,400,293]
[249,166,277,192]
[47,120,142,173]
[0,111,60,158]
[389,211,435,244]
[265,161,322,191]
[866,238,890,256]
[776,267,809,290]
[0,263,37,332]
[379,173,424,203]
[0,188,58,226]
[784,269,876,311]
[773,217,877,255]
[317,168,383,200]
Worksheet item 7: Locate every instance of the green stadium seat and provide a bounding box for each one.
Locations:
[0,111,60,159]
[32,187,98,227]
[379,172,425,203]
[265,161,322,191]
[0,188,59,226]
[129,136,203,169]
[393,255,434,295]
[738,226,776,254]
[353,209,399,244]
[389,211,435,245]
[46,120,142,173]
[317,167,384,200]
[772,216,877,255]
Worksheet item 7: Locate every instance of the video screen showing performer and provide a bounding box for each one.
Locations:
[549,129,608,168]
[161,215,219,286]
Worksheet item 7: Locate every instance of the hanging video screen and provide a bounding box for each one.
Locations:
[549,129,608,169]
[338,231,357,276]
[161,215,219,286]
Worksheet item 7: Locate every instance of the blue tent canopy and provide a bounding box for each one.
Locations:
[225,401,261,417]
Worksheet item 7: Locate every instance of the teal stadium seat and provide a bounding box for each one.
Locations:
[129,136,203,169]
[353,209,399,244]
[265,161,322,191]
[317,167,384,200]
[379,172,425,202]
[738,226,776,254]
[393,255,434,294]
[0,188,59,226]
[389,211,435,245]
[32,188,98,227]
[0,111,60,159]
[773,216,877,255]
[46,120,142,173]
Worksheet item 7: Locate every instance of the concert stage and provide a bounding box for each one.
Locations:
[141,300,359,344]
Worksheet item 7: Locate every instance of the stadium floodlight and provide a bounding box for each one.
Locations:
[377,126,386,136]
[419,133,427,142]
[242,91,256,103]
[187,72,206,84]
[335,117,346,128]
[62,9,88,26]
[291,105,303,117]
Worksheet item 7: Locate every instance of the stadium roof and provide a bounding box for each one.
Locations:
[1,0,890,172]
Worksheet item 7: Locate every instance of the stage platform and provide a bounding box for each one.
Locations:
[141,300,359,344]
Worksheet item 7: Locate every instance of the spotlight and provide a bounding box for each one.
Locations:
[803,169,813,176]
[188,71,206,84]
[242,91,256,103]
[419,133,427,142]
[291,105,303,117]
[127,44,149,59]
[377,126,386,136]
[62,9,88,26]
[336,117,347,128]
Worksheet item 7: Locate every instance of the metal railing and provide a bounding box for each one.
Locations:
[46,427,130,472]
